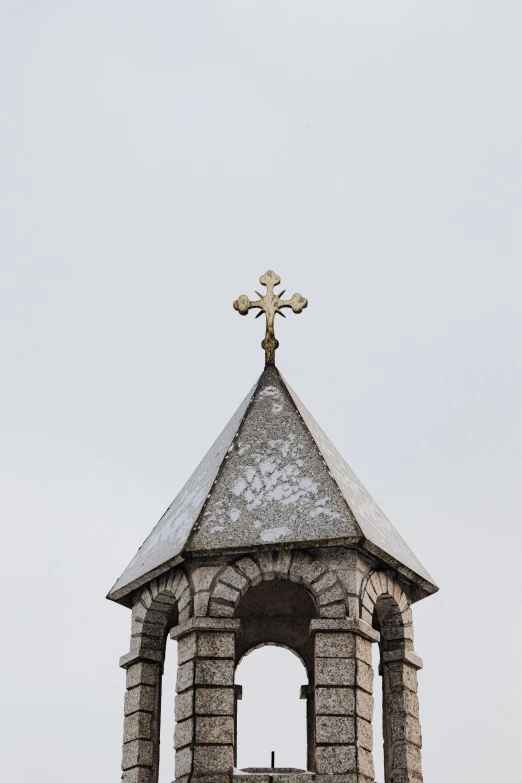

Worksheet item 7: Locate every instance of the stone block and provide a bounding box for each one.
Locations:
[209,600,236,617]
[121,767,153,783]
[387,689,419,719]
[318,586,345,608]
[195,686,234,716]
[123,712,152,743]
[357,747,374,779]
[316,715,355,744]
[315,745,356,774]
[315,687,355,716]
[392,742,422,776]
[192,566,221,592]
[126,662,159,689]
[122,739,153,770]
[275,550,292,577]
[319,603,347,618]
[357,717,373,751]
[356,690,374,721]
[313,776,357,783]
[197,631,235,659]
[315,633,356,659]
[312,571,337,594]
[178,587,191,611]
[194,591,210,616]
[235,556,262,584]
[387,662,418,692]
[178,634,197,665]
[124,685,156,716]
[220,566,249,593]
[193,744,234,774]
[389,714,422,747]
[355,637,372,665]
[174,717,194,749]
[213,582,240,604]
[175,689,194,722]
[355,662,373,694]
[195,659,234,686]
[175,746,193,779]
[316,658,355,687]
[288,551,314,583]
[177,660,195,693]
[195,715,234,744]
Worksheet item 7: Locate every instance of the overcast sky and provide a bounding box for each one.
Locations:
[1,2,521,782]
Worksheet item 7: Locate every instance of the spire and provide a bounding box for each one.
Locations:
[108,365,437,605]
[233,270,307,364]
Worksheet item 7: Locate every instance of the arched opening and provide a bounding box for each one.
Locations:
[235,579,318,772]
[235,645,308,771]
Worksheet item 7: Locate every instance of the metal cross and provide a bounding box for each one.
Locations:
[233,270,308,365]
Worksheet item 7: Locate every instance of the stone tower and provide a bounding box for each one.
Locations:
[108,272,437,783]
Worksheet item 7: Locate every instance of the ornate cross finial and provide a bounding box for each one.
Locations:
[233,270,308,365]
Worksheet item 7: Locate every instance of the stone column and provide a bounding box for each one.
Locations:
[119,651,163,783]
[170,617,241,783]
[381,649,423,783]
[311,618,380,783]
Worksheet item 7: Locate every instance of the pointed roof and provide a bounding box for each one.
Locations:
[108,366,437,605]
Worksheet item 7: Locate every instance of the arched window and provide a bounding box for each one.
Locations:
[234,577,318,772]
[235,645,308,771]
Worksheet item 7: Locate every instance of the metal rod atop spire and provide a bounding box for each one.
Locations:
[233,270,308,365]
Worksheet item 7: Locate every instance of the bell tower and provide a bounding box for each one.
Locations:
[108,272,437,783]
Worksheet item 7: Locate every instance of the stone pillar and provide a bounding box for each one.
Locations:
[381,649,423,783]
[311,618,380,783]
[170,617,241,783]
[119,652,163,783]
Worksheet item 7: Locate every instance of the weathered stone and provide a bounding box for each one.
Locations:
[193,591,210,616]
[174,717,194,749]
[177,634,197,665]
[316,658,355,687]
[175,746,193,779]
[355,661,374,694]
[193,744,234,774]
[122,739,153,770]
[357,717,373,751]
[121,768,152,783]
[195,687,234,715]
[357,747,375,779]
[392,742,423,775]
[315,687,355,716]
[123,712,152,743]
[124,686,156,715]
[235,556,262,584]
[195,715,234,744]
[177,660,195,693]
[212,582,240,604]
[312,571,337,594]
[315,744,356,774]
[125,662,159,689]
[219,566,249,593]
[356,690,374,721]
[319,603,347,618]
[209,600,235,617]
[195,659,234,686]
[315,633,356,658]
[192,566,221,592]
[316,715,355,744]
[197,631,235,659]
[175,689,194,722]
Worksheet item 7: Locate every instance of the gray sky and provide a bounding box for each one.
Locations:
[1,2,521,781]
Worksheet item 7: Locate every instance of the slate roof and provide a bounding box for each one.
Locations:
[108,365,437,604]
